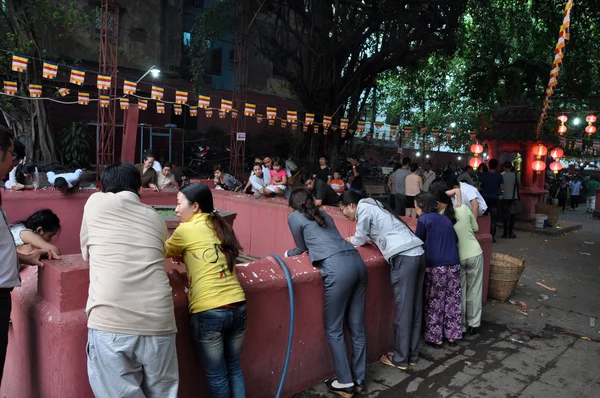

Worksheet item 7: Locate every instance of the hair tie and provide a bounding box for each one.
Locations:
[211,209,218,215]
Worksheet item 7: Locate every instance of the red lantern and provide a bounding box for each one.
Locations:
[550,147,564,159]
[470,143,484,156]
[558,125,568,134]
[532,160,546,174]
[585,125,597,135]
[532,144,548,158]
[469,157,483,169]
[586,114,597,124]
[549,161,563,174]
[557,115,568,123]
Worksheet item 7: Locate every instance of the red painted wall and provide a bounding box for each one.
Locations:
[0,187,492,397]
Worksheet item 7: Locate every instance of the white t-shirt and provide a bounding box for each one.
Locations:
[453,182,487,217]
[571,181,582,196]
[152,161,162,172]
[249,174,267,196]
[47,169,83,188]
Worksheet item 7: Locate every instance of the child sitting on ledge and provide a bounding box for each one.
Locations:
[11,209,61,260]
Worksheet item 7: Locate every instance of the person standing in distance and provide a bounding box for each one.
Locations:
[394,157,411,216]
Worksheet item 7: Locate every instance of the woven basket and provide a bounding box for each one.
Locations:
[535,203,560,227]
[488,253,526,302]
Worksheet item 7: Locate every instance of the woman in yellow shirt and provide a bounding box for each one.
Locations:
[165,182,246,397]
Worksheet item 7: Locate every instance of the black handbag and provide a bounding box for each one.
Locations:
[510,174,522,215]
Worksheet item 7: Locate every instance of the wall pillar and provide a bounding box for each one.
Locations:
[121,105,140,164]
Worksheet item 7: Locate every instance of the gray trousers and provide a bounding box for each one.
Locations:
[390,254,425,366]
[395,194,406,217]
[460,254,484,329]
[87,329,179,398]
[320,251,368,384]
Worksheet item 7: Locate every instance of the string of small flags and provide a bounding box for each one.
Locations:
[4,52,482,142]
[537,0,573,136]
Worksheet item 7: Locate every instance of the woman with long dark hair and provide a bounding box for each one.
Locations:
[286,189,367,397]
[339,191,425,371]
[5,160,39,191]
[165,182,246,397]
[414,192,462,348]
[430,180,484,335]
[11,209,61,256]
[213,165,243,192]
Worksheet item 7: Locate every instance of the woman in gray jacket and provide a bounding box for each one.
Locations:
[286,189,368,397]
[340,191,425,370]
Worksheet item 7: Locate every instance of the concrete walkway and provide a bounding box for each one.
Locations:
[296,207,600,397]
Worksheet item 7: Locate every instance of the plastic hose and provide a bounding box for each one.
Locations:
[268,254,295,398]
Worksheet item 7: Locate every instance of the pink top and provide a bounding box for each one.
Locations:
[405,173,423,196]
[270,169,287,185]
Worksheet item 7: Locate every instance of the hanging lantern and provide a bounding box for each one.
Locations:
[550,147,564,160]
[469,157,483,169]
[586,114,597,124]
[532,160,546,174]
[557,114,568,135]
[532,143,548,159]
[585,125,597,136]
[549,161,563,174]
[470,143,484,156]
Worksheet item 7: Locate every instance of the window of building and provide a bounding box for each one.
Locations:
[183,32,191,54]
[211,48,222,75]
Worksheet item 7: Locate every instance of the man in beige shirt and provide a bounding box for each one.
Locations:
[80,162,178,397]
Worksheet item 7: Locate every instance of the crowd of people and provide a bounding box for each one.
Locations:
[2,130,599,398]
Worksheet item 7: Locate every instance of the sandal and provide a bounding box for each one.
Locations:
[426,341,443,349]
[379,353,408,371]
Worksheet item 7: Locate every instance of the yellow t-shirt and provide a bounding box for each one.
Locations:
[165,213,245,314]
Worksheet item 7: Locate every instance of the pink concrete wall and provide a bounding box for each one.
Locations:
[3,247,392,398]
[0,187,492,297]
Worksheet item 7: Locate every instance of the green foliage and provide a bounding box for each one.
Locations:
[189,0,236,93]
[58,123,91,167]
[378,0,600,144]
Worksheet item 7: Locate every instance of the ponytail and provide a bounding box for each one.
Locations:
[289,189,326,227]
[209,211,243,273]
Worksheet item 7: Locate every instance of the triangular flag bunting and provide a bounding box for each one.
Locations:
[176,91,188,104]
[174,104,182,115]
[29,84,42,98]
[12,54,28,72]
[3,81,17,95]
[138,99,148,110]
[97,74,111,90]
[70,68,85,85]
[156,102,165,114]
[221,99,232,112]
[151,86,164,100]
[120,97,129,110]
[42,61,58,80]
[198,95,210,108]
[99,95,110,108]
[305,113,315,125]
[189,106,198,117]
[287,110,297,122]
[123,80,137,95]
[57,88,70,97]
[267,107,277,119]
[78,92,90,105]
[245,103,256,116]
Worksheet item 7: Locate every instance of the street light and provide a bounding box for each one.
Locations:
[458,156,462,160]
[450,122,457,128]
[573,117,581,126]
[416,151,421,157]
[137,65,160,83]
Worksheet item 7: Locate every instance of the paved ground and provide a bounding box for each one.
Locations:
[296,206,600,397]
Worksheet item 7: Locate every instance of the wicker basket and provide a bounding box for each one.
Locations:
[535,203,560,227]
[488,253,526,302]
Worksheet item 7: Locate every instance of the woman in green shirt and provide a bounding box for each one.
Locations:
[430,180,484,335]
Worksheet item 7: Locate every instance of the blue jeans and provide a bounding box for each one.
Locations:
[191,305,247,398]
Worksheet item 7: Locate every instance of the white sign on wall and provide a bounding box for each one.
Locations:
[236,132,246,141]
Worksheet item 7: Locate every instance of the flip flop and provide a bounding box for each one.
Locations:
[379,354,408,371]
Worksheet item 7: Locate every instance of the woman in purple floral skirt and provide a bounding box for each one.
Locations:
[414,192,463,347]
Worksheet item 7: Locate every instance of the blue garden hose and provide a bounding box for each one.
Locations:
[268,254,295,398]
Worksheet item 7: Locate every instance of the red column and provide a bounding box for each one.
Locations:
[121,105,139,164]
[522,144,536,188]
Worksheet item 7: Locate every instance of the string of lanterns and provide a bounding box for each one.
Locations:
[556,113,597,137]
